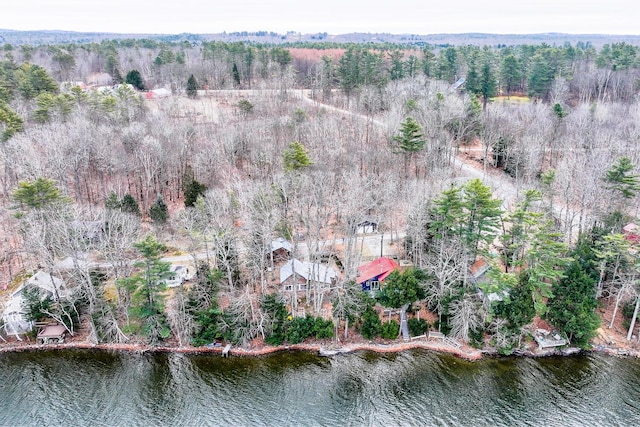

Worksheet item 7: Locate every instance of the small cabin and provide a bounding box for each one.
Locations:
[37,323,67,344]
[356,221,378,234]
[269,238,292,263]
[356,256,400,292]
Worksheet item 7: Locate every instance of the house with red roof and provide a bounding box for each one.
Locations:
[356,256,400,291]
[623,223,640,244]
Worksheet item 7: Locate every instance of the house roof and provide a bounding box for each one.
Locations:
[469,258,490,279]
[146,88,171,98]
[623,223,640,243]
[167,265,194,287]
[356,257,399,284]
[270,237,292,253]
[37,324,67,339]
[12,271,68,300]
[2,297,32,334]
[280,259,338,285]
[55,255,89,270]
[2,296,24,316]
[357,220,377,227]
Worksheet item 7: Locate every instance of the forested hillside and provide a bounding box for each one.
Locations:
[1,38,640,353]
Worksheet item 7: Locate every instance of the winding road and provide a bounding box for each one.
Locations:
[293,89,585,236]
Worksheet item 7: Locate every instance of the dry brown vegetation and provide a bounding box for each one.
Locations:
[1,41,640,358]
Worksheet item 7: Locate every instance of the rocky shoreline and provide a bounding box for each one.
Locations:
[0,338,481,360]
[2,337,639,361]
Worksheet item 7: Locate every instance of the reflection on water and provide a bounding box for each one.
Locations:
[0,349,639,426]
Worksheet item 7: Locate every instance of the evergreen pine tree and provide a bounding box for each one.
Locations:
[185,179,207,207]
[13,177,67,210]
[112,68,123,85]
[149,196,169,225]
[604,157,640,200]
[393,117,426,178]
[500,54,521,97]
[105,191,122,210]
[186,74,198,98]
[121,193,141,216]
[479,60,497,109]
[360,304,381,340]
[232,63,241,87]
[546,260,600,347]
[0,101,24,141]
[283,141,313,172]
[117,235,172,344]
[125,70,146,91]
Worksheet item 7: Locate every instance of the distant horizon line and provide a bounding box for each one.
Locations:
[1,28,639,37]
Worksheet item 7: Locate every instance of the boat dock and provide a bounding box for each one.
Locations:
[222,344,231,357]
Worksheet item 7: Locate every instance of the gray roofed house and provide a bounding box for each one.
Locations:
[271,237,292,253]
[268,238,292,269]
[280,259,338,292]
[17,271,70,300]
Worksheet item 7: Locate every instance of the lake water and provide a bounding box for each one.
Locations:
[1,349,639,426]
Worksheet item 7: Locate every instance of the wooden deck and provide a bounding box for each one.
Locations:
[427,331,461,348]
[534,330,567,350]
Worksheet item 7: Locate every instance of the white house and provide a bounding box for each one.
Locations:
[166,265,195,288]
[145,88,171,99]
[2,271,70,336]
[2,297,31,336]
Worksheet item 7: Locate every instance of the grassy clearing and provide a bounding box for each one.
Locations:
[490,95,531,104]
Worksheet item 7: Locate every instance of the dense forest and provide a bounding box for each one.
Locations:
[1,37,640,354]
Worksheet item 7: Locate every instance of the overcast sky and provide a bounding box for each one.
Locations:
[1,0,637,35]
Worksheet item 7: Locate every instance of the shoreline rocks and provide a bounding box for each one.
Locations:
[1,338,638,361]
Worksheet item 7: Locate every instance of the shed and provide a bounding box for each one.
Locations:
[37,324,67,344]
[356,220,378,234]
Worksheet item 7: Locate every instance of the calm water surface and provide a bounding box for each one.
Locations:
[0,349,639,426]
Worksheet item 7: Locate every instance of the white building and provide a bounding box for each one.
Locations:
[2,271,70,336]
[166,265,195,288]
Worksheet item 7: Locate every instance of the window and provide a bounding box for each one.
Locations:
[297,283,307,291]
[370,281,380,291]
[284,284,293,291]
